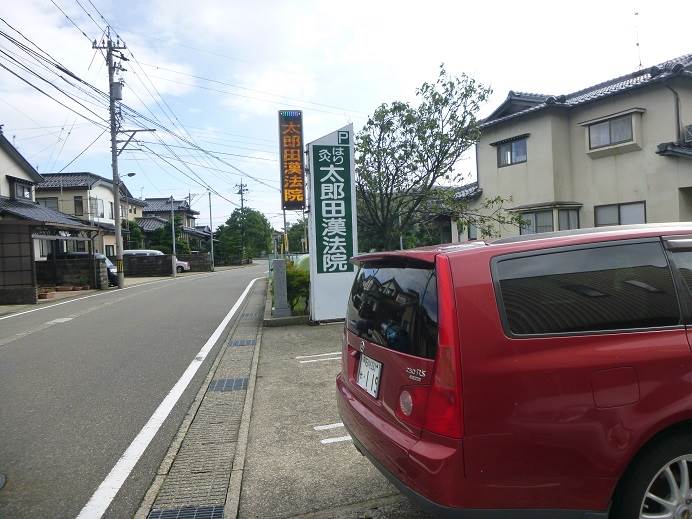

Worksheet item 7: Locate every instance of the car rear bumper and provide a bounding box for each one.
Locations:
[337,374,608,519]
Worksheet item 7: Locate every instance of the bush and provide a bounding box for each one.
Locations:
[286,263,310,314]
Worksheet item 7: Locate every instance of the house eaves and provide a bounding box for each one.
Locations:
[656,142,692,159]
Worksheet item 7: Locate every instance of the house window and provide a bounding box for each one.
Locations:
[589,115,633,149]
[498,138,527,167]
[95,199,104,218]
[14,183,32,200]
[39,239,50,258]
[595,201,646,226]
[75,241,86,252]
[105,245,115,256]
[74,196,83,216]
[468,224,478,241]
[558,209,580,231]
[109,201,114,219]
[37,197,59,211]
[520,210,553,235]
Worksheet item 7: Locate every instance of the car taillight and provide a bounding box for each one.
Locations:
[423,254,463,439]
[396,386,429,429]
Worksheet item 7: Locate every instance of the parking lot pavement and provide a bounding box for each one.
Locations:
[239,323,431,519]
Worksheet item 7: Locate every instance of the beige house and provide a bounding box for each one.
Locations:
[35,172,145,256]
[466,53,692,240]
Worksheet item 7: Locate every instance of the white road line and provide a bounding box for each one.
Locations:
[298,357,341,364]
[76,276,263,519]
[313,422,344,431]
[295,351,341,359]
[46,317,74,324]
[320,435,352,445]
[0,272,219,322]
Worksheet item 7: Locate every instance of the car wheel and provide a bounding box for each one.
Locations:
[612,432,692,519]
[176,266,183,273]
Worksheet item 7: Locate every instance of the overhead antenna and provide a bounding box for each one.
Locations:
[634,9,642,70]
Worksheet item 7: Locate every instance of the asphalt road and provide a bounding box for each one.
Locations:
[0,263,266,519]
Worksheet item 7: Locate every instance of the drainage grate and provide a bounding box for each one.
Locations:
[148,505,224,519]
[208,377,248,392]
[230,338,256,347]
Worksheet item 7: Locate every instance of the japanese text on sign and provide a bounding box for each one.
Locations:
[312,144,353,273]
[278,110,305,210]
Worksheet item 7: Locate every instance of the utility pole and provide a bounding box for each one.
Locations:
[208,190,214,271]
[94,29,127,288]
[170,196,177,277]
[236,181,247,260]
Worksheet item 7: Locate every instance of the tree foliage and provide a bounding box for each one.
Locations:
[287,217,307,253]
[356,65,522,251]
[215,207,273,261]
[123,220,145,249]
[146,215,191,255]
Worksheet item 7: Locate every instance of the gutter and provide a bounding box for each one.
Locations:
[664,84,682,143]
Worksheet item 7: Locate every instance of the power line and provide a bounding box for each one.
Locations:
[135,140,278,161]
[48,0,93,42]
[56,128,107,172]
[138,62,368,115]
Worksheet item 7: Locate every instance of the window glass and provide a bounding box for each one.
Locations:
[346,265,438,359]
[558,209,579,230]
[105,245,115,256]
[670,251,692,298]
[37,198,58,211]
[468,224,477,241]
[610,115,633,144]
[495,242,680,335]
[109,202,114,219]
[620,202,645,225]
[498,142,511,166]
[589,121,610,148]
[512,139,527,163]
[74,196,83,216]
[97,199,104,218]
[595,205,619,226]
[535,211,553,233]
[519,213,535,235]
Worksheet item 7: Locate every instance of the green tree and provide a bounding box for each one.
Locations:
[215,207,272,262]
[123,220,145,249]
[287,217,307,253]
[356,65,523,251]
[147,215,191,255]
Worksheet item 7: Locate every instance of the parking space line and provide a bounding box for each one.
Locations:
[295,352,340,359]
[313,422,343,431]
[320,435,352,445]
[298,357,340,364]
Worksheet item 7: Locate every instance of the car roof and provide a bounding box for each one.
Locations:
[352,223,692,264]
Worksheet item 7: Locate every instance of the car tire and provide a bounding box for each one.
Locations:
[176,266,183,273]
[611,432,692,519]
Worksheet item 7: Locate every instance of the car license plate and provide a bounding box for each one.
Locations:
[356,354,382,398]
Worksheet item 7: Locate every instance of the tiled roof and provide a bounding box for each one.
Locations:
[455,181,482,201]
[656,142,692,159]
[37,172,101,189]
[136,216,168,231]
[143,198,200,215]
[36,172,138,199]
[0,196,91,227]
[482,53,692,128]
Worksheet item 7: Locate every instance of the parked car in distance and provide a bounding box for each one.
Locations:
[337,223,692,519]
[122,249,190,273]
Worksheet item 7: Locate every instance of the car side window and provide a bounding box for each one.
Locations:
[495,241,680,335]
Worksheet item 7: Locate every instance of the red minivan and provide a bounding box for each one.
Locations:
[337,223,692,519]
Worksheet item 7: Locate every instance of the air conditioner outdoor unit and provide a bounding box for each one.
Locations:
[685,124,692,144]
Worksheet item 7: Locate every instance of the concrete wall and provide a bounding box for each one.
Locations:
[472,80,692,239]
[177,253,212,272]
[0,224,37,304]
[35,258,105,288]
[120,255,173,276]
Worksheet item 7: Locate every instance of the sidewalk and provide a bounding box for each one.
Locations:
[237,324,429,519]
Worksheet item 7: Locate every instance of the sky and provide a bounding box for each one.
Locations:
[1,0,690,231]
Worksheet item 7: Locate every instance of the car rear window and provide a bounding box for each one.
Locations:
[495,241,680,335]
[346,263,438,359]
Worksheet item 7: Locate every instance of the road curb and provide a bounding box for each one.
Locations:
[224,284,266,519]
[133,283,256,519]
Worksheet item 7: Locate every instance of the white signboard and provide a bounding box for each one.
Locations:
[307,124,358,321]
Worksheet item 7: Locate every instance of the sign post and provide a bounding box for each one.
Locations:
[307,124,358,321]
